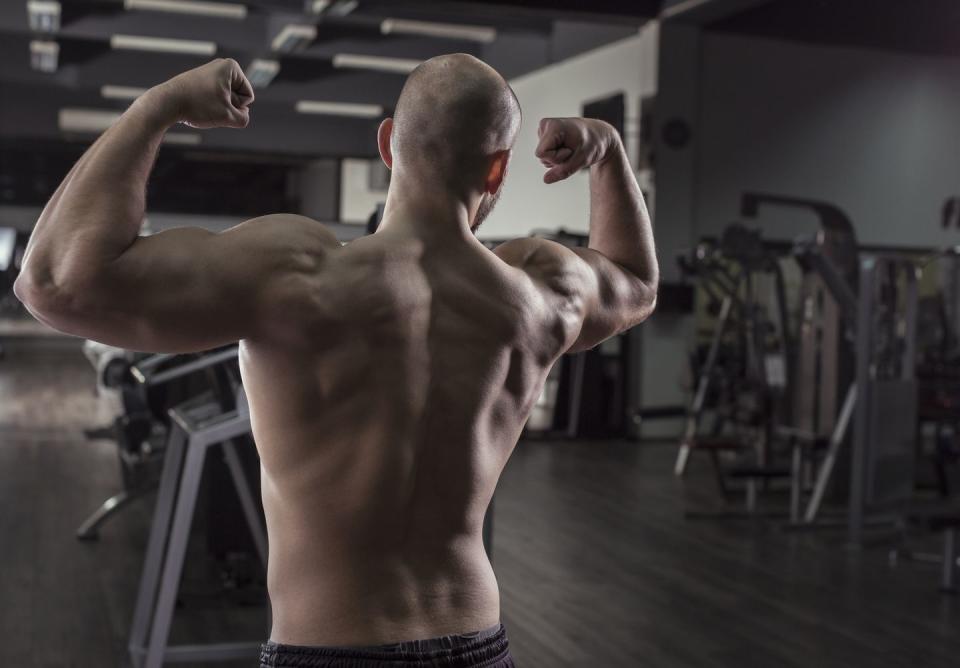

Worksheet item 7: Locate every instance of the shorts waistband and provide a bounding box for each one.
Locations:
[260,623,510,667]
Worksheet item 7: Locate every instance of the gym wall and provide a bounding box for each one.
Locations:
[695,33,960,246]
[479,25,659,240]
[340,158,389,224]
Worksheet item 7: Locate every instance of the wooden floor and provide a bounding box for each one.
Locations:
[1,340,958,667]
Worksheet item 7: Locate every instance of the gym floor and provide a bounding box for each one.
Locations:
[2,340,957,668]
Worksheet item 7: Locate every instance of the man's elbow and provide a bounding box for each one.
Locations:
[13,271,52,313]
[629,275,658,326]
[14,269,92,325]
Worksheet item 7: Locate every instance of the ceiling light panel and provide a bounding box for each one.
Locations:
[58,108,121,133]
[246,58,280,88]
[59,108,202,145]
[271,24,316,53]
[124,0,247,20]
[101,85,150,100]
[326,0,357,16]
[30,40,59,73]
[295,100,383,118]
[380,18,496,44]
[110,34,217,55]
[332,53,420,74]
[27,1,61,33]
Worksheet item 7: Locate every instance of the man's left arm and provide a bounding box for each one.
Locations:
[14,59,337,353]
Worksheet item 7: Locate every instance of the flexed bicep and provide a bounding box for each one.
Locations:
[28,214,337,354]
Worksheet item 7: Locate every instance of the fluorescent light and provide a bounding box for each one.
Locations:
[332,53,420,74]
[380,18,496,44]
[660,0,712,19]
[306,0,355,15]
[30,40,59,73]
[59,108,201,144]
[101,85,149,100]
[271,24,316,53]
[245,58,279,88]
[326,0,357,16]
[124,0,247,20]
[295,100,383,118]
[27,1,60,33]
[59,109,121,134]
[110,34,216,55]
[163,132,202,145]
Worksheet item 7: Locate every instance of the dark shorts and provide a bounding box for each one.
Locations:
[259,623,514,667]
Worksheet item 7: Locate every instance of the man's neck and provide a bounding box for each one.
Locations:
[378,174,478,242]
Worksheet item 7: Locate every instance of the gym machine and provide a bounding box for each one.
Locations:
[746,193,919,545]
[127,360,266,667]
[76,345,242,539]
[677,193,921,545]
[673,221,793,512]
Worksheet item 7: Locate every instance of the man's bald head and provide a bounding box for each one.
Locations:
[389,54,521,191]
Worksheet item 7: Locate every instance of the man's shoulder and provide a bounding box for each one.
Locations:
[238,213,341,254]
[491,236,581,272]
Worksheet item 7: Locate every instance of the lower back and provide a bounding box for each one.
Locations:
[263,497,501,645]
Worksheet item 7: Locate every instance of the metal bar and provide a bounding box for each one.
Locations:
[77,487,151,540]
[221,439,268,569]
[745,480,757,513]
[144,437,207,668]
[128,427,187,657]
[848,259,876,547]
[942,529,958,593]
[675,295,733,476]
[804,383,858,523]
[145,347,239,387]
[806,252,859,324]
[902,266,918,381]
[565,353,587,438]
[789,439,802,524]
[698,236,948,260]
[773,261,793,394]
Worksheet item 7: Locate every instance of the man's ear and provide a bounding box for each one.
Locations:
[485,149,510,194]
[377,118,394,170]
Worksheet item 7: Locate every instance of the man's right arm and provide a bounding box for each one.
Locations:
[495,117,658,353]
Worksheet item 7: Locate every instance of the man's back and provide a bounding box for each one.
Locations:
[241,225,558,645]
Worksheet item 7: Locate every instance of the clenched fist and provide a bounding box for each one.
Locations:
[535,118,618,184]
[154,58,254,129]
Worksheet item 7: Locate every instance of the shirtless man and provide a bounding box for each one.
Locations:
[15,55,657,667]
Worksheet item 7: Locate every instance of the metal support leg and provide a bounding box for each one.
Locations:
[221,439,268,568]
[790,440,802,524]
[566,353,587,439]
[144,437,207,668]
[708,449,729,497]
[848,259,875,547]
[942,529,958,593]
[129,428,187,656]
[805,383,858,523]
[675,296,733,476]
[77,486,153,540]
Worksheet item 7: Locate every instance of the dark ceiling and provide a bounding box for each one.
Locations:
[0,0,654,158]
[706,0,960,59]
[4,0,959,216]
